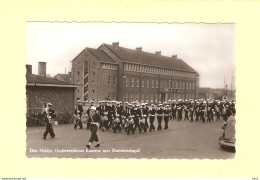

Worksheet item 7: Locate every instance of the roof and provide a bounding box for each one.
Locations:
[26,74,77,87]
[103,44,197,72]
[54,74,71,83]
[87,48,117,64]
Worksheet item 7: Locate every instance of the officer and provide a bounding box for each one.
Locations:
[74,100,84,129]
[86,106,101,149]
[148,104,156,132]
[156,104,164,131]
[163,104,171,130]
[42,103,56,140]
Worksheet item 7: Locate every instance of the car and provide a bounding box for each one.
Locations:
[219,117,236,152]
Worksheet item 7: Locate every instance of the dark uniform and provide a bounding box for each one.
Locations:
[42,107,56,140]
[163,107,170,130]
[86,111,101,148]
[86,104,94,130]
[184,105,189,120]
[148,107,156,132]
[156,106,164,131]
[74,104,83,129]
[189,103,195,122]
[177,105,183,121]
[171,102,177,120]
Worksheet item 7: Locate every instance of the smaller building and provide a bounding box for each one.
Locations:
[54,72,72,83]
[26,64,78,116]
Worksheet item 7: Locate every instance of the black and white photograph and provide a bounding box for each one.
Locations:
[26,22,236,159]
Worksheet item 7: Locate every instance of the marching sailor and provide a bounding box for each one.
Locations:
[156,104,164,131]
[163,104,170,130]
[86,100,95,130]
[86,106,101,149]
[42,103,56,140]
[74,100,83,129]
[148,104,156,132]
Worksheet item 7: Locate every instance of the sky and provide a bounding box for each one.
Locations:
[26,22,235,89]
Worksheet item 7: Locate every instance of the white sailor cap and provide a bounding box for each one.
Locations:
[90,100,94,103]
[151,104,155,107]
[116,101,120,104]
[90,106,96,111]
[166,105,170,107]
[47,103,53,106]
[77,100,81,103]
[141,103,145,106]
[159,104,163,106]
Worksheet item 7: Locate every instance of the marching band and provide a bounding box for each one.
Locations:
[41,99,236,146]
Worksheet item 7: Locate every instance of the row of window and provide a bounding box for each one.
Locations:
[125,77,195,90]
[125,93,195,103]
[124,62,195,78]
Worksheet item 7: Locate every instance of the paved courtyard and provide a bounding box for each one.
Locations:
[26,117,235,159]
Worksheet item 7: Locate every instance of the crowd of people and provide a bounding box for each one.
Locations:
[42,98,235,149]
[78,98,236,134]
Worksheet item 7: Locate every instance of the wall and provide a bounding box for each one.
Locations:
[26,86,76,115]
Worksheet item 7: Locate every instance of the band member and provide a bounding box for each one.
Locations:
[189,101,195,122]
[86,100,95,130]
[207,102,213,122]
[141,103,149,129]
[163,105,170,130]
[156,104,164,131]
[112,114,121,133]
[107,101,114,129]
[184,105,189,120]
[200,101,206,123]
[126,115,135,135]
[42,103,56,140]
[177,104,183,121]
[133,104,141,131]
[86,106,101,149]
[195,102,200,121]
[74,100,83,129]
[149,104,156,132]
[171,100,177,120]
[215,103,221,121]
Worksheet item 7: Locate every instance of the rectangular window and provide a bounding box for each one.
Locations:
[141,79,145,87]
[131,93,134,102]
[131,77,134,87]
[113,76,116,85]
[183,82,185,89]
[125,93,128,101]
[92,71,95,76]
[176,81,178,89]
[168,80,171,89]
[108,76,111,85]
[151,93,153,103]
[136,94,139,101]
[151,79,154,88]
[146,93,149,103]
[136,78,140,87]
[147,79,149,88]
[126,78,129,87]
[141,94,144,103]
[155,80,158,88]
[193,82,195,89]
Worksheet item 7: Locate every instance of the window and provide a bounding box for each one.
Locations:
[151,79,154,88]
[160,81,162,88]
[77,89,79,93]
[125,93,128,101]
[151,93,153,103]
[183,82,185,89]
[189,82,191,89]
[125,78,129,87]
[131,77,134,87]
[147,79,149,88]
[108,76,111,85]
[142,79,145,87]
[92,71,95,76]
[136,78,140,87]
[176,81,178,89]
[78,72,80,75]
[131,93,134,102]
[155,80,158,88]
[141,94,144,103]
[113,76,116,85]
[193,82,195,89]
[164,80,167,88]
[146,93,149,102]
[92,80,95,85]
[92,90,95,94]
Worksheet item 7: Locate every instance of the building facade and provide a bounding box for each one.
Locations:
[71,42,199,104]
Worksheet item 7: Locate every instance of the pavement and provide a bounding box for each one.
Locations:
[26,116,235,159]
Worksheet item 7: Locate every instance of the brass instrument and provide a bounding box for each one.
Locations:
[46,108,53,124]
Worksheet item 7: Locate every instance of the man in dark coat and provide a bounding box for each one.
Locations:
[42,103,56,140]
[74,100,84,129]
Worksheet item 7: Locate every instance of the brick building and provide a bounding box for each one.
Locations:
[26,63,77,115]
[71,42,199,104]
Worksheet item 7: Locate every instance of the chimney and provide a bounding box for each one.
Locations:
[172,55,177,58]
[136,47,142,52]
[155,51,161,56]
[26,64,32,74]
[112,42,119,48]
[38,62,46,76]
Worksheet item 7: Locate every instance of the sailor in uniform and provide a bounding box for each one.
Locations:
[156,104,164,131]
[148,104,156,132]
[86,106,101,149]
[74,100,83,129]
[163,104,170,130]
[42,103,56,140]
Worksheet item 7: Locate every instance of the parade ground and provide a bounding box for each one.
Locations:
[26,117,235,159]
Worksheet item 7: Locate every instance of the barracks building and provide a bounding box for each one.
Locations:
[71,42,199,104]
